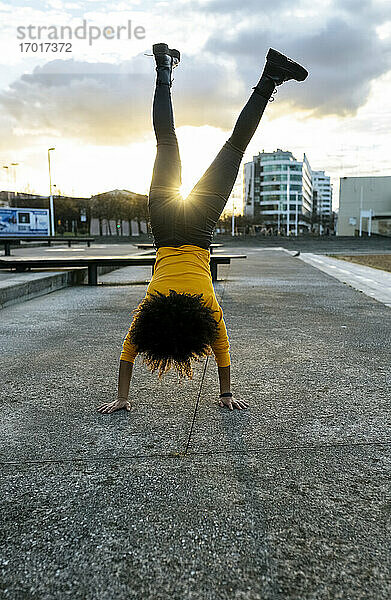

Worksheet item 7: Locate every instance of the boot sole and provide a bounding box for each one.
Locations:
[153,43,181,63]
[170,48,180,61]
[267,48,308,81]
[153,43,169,55]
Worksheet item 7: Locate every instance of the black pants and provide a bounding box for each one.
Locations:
[148,79,270,250]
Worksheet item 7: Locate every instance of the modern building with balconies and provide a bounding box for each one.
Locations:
[244,149,313,233]
[312,171,333,233]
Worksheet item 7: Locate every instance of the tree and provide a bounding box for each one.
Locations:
[216,212,256,235]
[90,191,117,235]
[90,189,149,236]
[132,193,149,234]
[10,194,48,209]
[54,197,79,225]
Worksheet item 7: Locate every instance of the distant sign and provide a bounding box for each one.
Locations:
[0,208,50,236]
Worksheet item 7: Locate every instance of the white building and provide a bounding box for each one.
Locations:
[244,149,313,233]
[313,171,332,215]
[337,176,391,237]
[312,171,333,234]
[228,173,243,215]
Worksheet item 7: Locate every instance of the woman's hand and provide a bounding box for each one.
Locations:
[218,395,249,410]
[97,397,132,414]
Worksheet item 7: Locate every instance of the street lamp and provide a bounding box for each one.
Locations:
[3,166,10,203]
[11,163,19,198]
[48,148,55,236]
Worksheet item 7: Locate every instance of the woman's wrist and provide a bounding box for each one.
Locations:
[217,365,231,396]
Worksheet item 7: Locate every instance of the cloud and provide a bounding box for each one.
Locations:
[186,0,291,13]
[1,0,391,147]
[0,58,151,144]
[204,9,391,117]
[0,52,246,145]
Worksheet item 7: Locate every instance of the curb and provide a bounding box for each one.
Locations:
[0,265,118,310]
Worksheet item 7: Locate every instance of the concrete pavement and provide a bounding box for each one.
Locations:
[1,237,390,310]
[0,268,88,309]
[1,242,149,258]
[214,234,391,255]
[0,248,390,599]
[299,253,391,307]
[3,235,391,258]
[0,245,151,308]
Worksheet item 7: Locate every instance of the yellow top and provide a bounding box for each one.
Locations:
[120,244,230,367]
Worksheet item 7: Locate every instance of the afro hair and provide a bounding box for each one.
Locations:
[129,289,219,379]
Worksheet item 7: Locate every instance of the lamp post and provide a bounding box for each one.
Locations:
[3,166,9,203]
[48,148,55,236]
[11,163,19,198]
[231,198,235,237]
[295,191,299,236]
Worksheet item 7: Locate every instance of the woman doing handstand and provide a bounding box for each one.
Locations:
[97,43,308,414]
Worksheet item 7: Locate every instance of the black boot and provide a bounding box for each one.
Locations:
[153,42,181,87]
[253,48,308,100]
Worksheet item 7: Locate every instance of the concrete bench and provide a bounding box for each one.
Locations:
[135,243,223,254]
[0,254,246,285]
[0,237,95,256]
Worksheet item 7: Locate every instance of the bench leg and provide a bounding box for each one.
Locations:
[87,241,91,247]
[210,262,217,282]
[88,265,98,285]
[48,240,51,247]
[5,243,11,256]
[68,240,71,248]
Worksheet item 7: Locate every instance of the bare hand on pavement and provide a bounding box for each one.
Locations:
[97,398,132,414]
[218,396,249,410]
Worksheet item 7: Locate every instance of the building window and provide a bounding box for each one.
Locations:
[262,184,283,192]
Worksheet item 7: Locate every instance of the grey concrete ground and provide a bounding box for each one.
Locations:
[299,253,391,307]
[0,268,88,309]
[1,247,390,599]
[215,235,391,255]
[0,245,150,308]
[1,237,390,308]
[1,242,147,258]
[3,235,391,257]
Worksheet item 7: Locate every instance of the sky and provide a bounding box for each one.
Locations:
[0,0,390,213]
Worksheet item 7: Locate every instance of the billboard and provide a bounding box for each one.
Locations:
[0,208,50,237]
